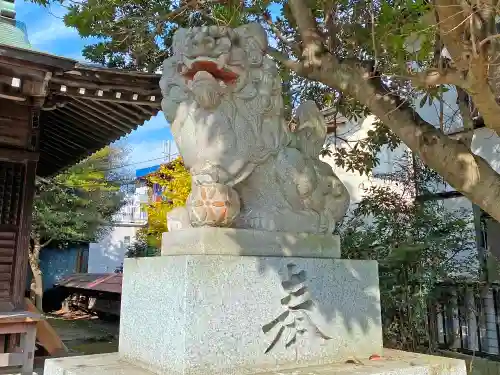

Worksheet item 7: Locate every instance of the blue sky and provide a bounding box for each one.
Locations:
[16,1,176,170]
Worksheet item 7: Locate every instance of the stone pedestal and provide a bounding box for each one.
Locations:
[43,350,467,375]
[160,227,341,258]
[44,228,466,375]
[119,251,382,374]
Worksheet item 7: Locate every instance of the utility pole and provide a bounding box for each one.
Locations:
[163,140,178,162]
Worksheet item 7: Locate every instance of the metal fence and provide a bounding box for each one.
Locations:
[429,282,500,358]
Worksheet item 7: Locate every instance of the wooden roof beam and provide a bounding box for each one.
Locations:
[0,46,76,72]
[0,149,38,163]
[47,83,161,106]
[40,129,94,153]
[86,99,143,124]
[49,107,122,139]
[68,98,133,132]
[43,113,111,143]
[98,101,146,123]
[40,130,88,151]
[73,64,160,79]
[0,64,47,82]
[54,105,125,139]
[38,146,66,165]
[0,82,26,102]
[40,138,78,159]
[42,120,104,147]
[128,103,158,116]
[36,157,64,176]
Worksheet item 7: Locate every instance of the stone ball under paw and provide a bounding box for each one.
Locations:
[187,183,241,227]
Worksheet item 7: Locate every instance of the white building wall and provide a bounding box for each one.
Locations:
[321,115,407,205]
[471,127,500,174]
[88,186,148,274]
[88,224,141,273]
[321,94,486,209]
[320,96,489,277]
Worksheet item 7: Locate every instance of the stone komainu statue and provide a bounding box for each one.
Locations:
[160,23,350,234]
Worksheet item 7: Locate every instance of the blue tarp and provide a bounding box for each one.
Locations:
[26,245,89,292]
[135,165,161,178]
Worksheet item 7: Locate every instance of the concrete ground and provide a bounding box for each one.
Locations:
[45,311,119,355]
[30,310,120,375]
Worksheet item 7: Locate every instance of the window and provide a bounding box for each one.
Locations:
[124,236,131,248]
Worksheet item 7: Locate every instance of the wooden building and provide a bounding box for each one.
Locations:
[0,2,161,370]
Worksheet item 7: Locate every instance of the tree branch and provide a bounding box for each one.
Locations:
[264,18,298,52]
[462,59,500,133]
[403,69,466,88]
[433,0,500,134]
[288,0,325,68]
[270,45,500,223]
[40,238,54,249]
[268,47,303,71]
[159,0,216,22]
[433,0,469,71]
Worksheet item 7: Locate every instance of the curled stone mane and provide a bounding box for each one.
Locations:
[160,23,290,173]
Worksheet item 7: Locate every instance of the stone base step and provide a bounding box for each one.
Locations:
[43,350,466,375]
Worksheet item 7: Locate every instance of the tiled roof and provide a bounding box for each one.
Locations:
[0,18,31,50]
[38,64,161,176]
[0,44,161,176]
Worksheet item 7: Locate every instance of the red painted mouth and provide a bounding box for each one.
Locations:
[181,60,239,84]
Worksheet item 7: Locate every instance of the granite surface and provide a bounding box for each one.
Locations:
[119,256,383,375]
[161,228,341,258]
[42,350,467,375]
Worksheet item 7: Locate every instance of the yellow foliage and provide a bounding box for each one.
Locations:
[142,157,191,247]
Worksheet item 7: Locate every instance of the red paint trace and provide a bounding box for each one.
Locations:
[181,60,238,84]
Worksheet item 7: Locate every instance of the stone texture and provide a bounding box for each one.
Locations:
[119,255,382,375]
[161,228,341,258]
[160,23,350,234]
[43,350,467,375]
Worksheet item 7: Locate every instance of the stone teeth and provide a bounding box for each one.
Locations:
[193,71,215,81]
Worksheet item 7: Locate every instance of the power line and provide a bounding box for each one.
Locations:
[81,140,180,174]
[98,156,167,173]
[38,143,181,189]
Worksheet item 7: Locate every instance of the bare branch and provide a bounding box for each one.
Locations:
[267,47,305,72]
[404,69,466,88]
[264,18,301,56]
[479,33,500,47]
[40,238,54,249]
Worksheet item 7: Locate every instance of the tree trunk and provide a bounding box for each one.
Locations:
[340,63,500,223]
[29,235,43,311]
